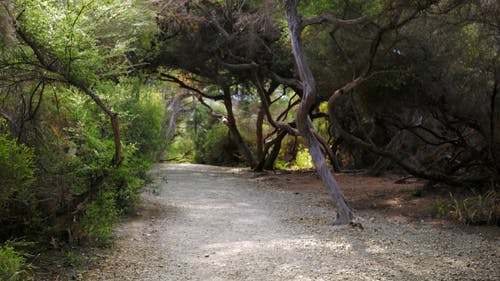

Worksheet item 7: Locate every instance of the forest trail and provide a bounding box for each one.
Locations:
[81,164,499,281]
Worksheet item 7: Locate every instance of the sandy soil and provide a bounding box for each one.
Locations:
[78,164,499,281]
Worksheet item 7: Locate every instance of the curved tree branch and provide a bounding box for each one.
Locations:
[15,25,123,166]
[285,0,353,225]
[302,14,367,29]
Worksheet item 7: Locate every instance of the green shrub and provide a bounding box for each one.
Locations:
[109,146,147,213]
[294,147,314,169]
[0,131,35,232]
[163,136,195,162]
[0,242,31,281]
[450,189,499,225]
[432,201,452,219]
[194,123,240,165]
[28,95,151,242]
[109,79,166,163]
[276,146,314,170]
[78,189,119,241]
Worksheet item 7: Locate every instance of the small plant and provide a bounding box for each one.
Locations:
[0,241,32,281]
[450,188,499,225]
[432,201,451,219]
[78,190,118,241]
[294,147,314,169]
[194,123,239,165]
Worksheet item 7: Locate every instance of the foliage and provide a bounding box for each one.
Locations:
[0,129,35,232]
[294,147,313,169]
[164,136,196,163]
[32,81,159,241]
[431,201,452,220]
[194,123,240,166]
[450,189,499,225]
[0,241,32,281]
[0,0,170,279]
[78,189,118,240]
[108,78,166,163]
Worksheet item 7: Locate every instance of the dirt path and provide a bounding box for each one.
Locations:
[81,164,499,280]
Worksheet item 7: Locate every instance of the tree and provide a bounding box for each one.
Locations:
[283,0,356,224]
[322,0,499,186]
[1,0,153,166]
[153,0,299,169]
[0,0,163,242]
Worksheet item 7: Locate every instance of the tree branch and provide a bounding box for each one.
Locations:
[15,24,123,166]
[302,14,367,29]
[252,71,299,136]
[159,72,225,100]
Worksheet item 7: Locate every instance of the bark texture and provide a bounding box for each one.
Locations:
[284,0,353,224]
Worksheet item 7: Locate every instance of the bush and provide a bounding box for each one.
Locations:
[194,123,240,166]
[294,147,314,169]
[451,189,499,225]
[0,131,35,238]
[163,136,195,162]
[78,189,119,241]
[275,145,314,170]
[0,242,31,281]
[0,83,157,243]
[109,79,166,163]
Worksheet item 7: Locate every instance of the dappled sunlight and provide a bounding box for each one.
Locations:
[155,164,498,280]
[79,165,499,280]
[365,243,387,254]
[156,163,248,174]
[200,237,353,260]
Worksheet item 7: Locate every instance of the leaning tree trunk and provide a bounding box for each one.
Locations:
[284,0,353,224]
[263,130,287,170]
[157,91,191,161]
[77,83,123,167]
[222,88,257,168]
[256,108,265,162]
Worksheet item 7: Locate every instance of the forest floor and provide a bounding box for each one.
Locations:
[63,164,498,280]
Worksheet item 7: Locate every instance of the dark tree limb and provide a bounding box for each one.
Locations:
[222,86,257,168]
[302,14,367,29]
[15,26,123,166]
[328,90,493,185]
[252,71,299,136]
[159,72,225,101]
[490,70,499,172]
[262,130,288,170]
[256,107,265,161]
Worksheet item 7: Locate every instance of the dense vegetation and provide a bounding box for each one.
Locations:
[0,0,498,278]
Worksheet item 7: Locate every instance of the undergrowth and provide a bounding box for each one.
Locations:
[450,187,499,225]
[0,241,34,281]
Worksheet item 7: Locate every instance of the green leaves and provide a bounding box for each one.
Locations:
[14,0,146,85]
[298,0,383,19]
[0,130,35,214]
[0,242,30,281]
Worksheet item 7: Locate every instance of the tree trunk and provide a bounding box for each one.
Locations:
[157,91,191,161]
[284,0,353,225]
[222,88,257,168]
[256,108,265,161]
[74,83,123,166]
[313,130,341,172]
[263,130,287,170]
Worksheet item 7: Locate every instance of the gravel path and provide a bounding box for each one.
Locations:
[81,164,499,280]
